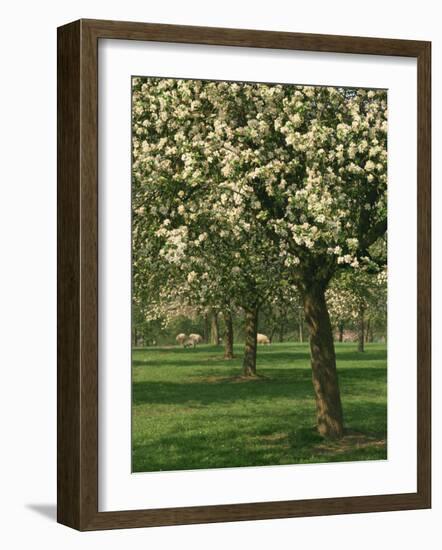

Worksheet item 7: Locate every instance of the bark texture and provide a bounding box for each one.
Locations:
[210,310,220,345]
[303,285,344,439]
[204,313,210,343]
[243,307,258,376]
[223,310,234,359]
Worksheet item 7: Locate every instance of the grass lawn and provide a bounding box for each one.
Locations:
[132,342,387,472]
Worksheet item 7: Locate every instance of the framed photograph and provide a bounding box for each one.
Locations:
[57,19,431,530]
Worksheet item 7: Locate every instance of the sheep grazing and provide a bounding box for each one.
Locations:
[187,333,203,348]
[176,333,187,346]
[176,333,203,348]
[257,333,271,345]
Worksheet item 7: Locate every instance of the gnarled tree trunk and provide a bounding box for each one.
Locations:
[223,310,234,359]
[210,310,220,345]
[303,285,344,439]
[243,307,258,376]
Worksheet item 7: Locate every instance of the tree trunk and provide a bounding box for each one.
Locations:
[223,310,234,359]
[298,310,304,343]
[204,313,210,343]
[243,307,258,376]
[365,317,371,343]
[338,321,344,343]
[303,285,344,439]
[358,306,365,353]
[278,322,285,342]
[210,310,220,345]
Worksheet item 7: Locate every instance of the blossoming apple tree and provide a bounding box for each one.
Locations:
[327,267,387,351]
[132,77,387,438]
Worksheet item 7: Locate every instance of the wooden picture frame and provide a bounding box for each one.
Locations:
[57,18,431,531]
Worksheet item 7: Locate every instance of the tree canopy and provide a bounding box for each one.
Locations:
[132,78,387,306]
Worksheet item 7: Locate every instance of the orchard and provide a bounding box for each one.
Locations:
[132,77,387,440]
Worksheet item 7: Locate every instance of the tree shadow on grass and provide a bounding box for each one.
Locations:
[342,401,387,437]
[287,424,387,464]
[132,411,311,472]
[133,366,387,407]
[132,356,238,368]
[132,345,310,367]
[335,349,387,362]
[256,351,311,363]
[132,432,288,472]
[132,347,386,371]
[134,345,226,355]
[132,402,387,472]
[338,367,387,386]
[132,371,315,407]
[132,350,310,369]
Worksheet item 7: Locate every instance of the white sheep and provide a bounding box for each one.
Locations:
[187,333,203,348]
[257,333,271,345]
[176,333,187,346]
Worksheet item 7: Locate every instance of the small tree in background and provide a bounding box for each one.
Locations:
[327,267,387,351]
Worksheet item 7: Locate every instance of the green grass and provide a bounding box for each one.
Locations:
[132,342,387,472]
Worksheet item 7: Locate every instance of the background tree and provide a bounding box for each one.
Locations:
[132,78,288,376]
[327,268,387,351]
[259,283,302,342]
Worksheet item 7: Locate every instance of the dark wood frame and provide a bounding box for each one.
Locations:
[57,18,431,531]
